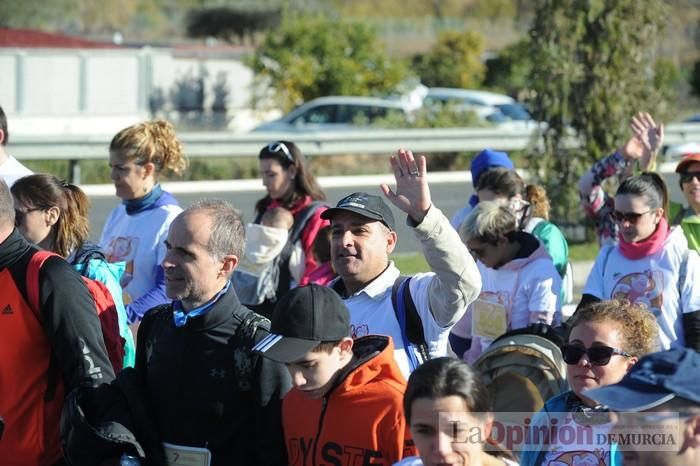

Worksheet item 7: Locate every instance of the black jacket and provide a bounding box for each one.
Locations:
[0,228,116,391]
[136,285,292,466]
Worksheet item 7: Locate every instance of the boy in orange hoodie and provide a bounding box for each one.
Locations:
[253,284,416,466]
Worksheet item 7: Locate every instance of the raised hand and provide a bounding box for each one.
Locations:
[620,112,664,170]
[630,112,664,170]
[380,148,432,224]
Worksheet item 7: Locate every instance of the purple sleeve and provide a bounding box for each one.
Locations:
[126,265,169,324]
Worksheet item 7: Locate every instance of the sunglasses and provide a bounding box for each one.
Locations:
[679,172,700,184]
[14,207,43,226]
[266,142,294,163]
[561,344,631,366]
[610,209,653,224]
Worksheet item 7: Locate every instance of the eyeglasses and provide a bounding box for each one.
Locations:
[610,210,653,224]
[561,344,631,366]
[679,172,700,184]
[266,142,294,163]
[14,207,43,226]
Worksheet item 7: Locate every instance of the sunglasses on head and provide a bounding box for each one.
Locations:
[679,172,700,184]
[610,209,653,224]
[561,343,631,366]
[266,142,294,163]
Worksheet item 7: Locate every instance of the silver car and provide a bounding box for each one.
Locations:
[252,96,411,132]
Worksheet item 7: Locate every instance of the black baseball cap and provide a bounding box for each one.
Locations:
[587,348,700,412]
[321,192,396,231]
[252,284,351,363]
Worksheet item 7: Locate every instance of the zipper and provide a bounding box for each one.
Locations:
[311,396,328,466]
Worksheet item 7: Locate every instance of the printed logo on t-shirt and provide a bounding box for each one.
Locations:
[611,271,664,317]
[106,236,139,288]
[544,449,607,466]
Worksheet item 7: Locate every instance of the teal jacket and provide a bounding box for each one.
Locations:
[71,244,136,369]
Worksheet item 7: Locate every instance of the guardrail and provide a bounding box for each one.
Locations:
[12,124,700,183]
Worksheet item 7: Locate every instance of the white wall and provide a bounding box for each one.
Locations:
[0,46,259,134]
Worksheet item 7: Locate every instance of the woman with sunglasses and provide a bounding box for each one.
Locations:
[450,200,562,363]
[579,172,700,351]
[520,299,657,466]
[578,112,662,247]
[253,141,328,314]
[11,174,135,368]
[99,119,187,327]
[396,357,519,466]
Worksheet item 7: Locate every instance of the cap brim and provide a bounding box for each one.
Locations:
[251,333,320,364]
[321,206,386,224]
[585,384,676,412]
[676,154,700,172]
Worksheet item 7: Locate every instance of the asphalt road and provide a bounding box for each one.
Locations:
[88,181,473,255]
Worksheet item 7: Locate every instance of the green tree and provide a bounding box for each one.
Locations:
[249,14,407,111]
[413,30,485,88]
[691,59,700,99]
[483,39,532,95]
[526,0,672,223]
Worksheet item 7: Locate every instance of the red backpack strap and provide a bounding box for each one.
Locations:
[26,250,60,316]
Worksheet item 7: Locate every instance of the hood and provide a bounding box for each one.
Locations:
[497,232,552,272]
[333,336,406,394]
[244,223,289,264]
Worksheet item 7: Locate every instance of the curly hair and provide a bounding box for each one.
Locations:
[525,184,551,220]
[567,299,659,357]
[110,119,188,177]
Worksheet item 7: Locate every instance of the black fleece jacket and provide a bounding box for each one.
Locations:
[136,285,292,466]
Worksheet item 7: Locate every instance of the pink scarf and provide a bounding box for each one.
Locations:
[618,217,669,260]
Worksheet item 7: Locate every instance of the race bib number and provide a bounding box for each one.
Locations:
[472,299,507,339]
[163,442,211,466]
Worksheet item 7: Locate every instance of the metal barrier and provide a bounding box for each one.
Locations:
[11,124,700,183]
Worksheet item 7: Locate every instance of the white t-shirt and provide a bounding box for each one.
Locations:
[99,202,182,302]
[583,226,700,349]
[338,263,451,379]
[451,245,561,363]
[0,154,32,186]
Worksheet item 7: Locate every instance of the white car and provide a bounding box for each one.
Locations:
[251,96,411,132]
[423,88,539,130]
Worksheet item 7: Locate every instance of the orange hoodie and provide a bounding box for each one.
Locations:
[283,335,416,466]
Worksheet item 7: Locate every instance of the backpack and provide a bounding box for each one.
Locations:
[235,201,326,316]
[473,324,568,418]
[232,309,271,391]
[391,275,431,372]
[27,250,125,374]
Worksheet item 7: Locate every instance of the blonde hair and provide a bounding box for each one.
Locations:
[460,200,517,244]
[110,119,187,177]
[525,184,550,220]
[568,300,659,357]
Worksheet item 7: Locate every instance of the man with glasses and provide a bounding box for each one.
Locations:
[322,149,482,378]
[0,105,32,186]
[0,178,115,463]
[670,151,700,252]
[588,348,700,466]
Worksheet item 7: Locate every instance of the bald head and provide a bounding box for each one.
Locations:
[0,178,15,239]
